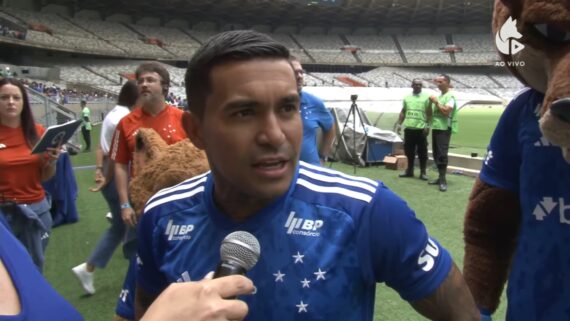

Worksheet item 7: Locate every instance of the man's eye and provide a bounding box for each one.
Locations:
[234,109,254,117]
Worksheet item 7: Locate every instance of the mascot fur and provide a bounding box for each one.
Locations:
[129,122,209,216]
[463,0,570,320]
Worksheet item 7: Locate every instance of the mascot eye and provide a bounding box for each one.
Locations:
[533,23,570,43]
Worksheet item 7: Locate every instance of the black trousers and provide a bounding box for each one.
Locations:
[403,128,428,172]
[432,129,452,169]
[81,126,91,150]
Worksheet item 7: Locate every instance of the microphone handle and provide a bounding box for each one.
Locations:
[213,261,247,278]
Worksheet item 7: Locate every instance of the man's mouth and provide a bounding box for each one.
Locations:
[254,159,287,170]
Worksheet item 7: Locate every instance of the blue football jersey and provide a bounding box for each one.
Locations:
[480,88,570,321]
[137,163,451,321]
[299,91,334,165]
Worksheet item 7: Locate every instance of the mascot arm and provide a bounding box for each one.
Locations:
[463,177,521,314]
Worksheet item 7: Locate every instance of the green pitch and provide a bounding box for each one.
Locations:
[366,104,504,157]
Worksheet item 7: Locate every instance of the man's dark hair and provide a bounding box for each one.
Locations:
[439,74,451,84]
[135,62,170,96]
[117,80,139,107]
[185,30,290,118]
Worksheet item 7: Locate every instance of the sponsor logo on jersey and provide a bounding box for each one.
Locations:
[165,219,194,241]
[533,197,570,225]
[177,271,191,283]
[417,238,439,272]
[284,211,323,237]
[119,289,129,303]
[534,136,553,147]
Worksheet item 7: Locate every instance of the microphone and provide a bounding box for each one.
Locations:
[213,231,260,278]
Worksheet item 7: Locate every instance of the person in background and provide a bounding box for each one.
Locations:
[0,78,61,271]
[395,79,432,180]
[110,62,188,321]
[81,100,92,152]
[290,56,335,166]
[428,74,458,192]
[71,80,139,295]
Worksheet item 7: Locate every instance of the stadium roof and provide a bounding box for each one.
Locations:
[43,0,492,29]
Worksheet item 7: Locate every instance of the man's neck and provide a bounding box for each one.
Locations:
[440,88,449,95]
[142,101,166,116]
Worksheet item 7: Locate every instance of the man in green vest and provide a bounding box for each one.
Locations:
[81,99,92,152]
[428,74,458,192]
[395,79,432,180]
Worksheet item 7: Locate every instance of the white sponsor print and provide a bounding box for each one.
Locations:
[417,238,440,272]
[533,197,570,225]
[119,289,129,303]
[164,219,194,241]
[284,211,324,236]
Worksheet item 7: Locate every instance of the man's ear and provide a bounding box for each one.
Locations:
[182,111,205,150]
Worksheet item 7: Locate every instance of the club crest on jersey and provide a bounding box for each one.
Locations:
[165,219,194,241]
[284,211,323,237]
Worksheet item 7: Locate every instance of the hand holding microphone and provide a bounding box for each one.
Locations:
[141,275,254,321]
[142,232,259,321]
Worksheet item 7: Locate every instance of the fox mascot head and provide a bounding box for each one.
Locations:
[493,0,570,160]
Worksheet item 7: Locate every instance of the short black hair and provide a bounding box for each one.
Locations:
[117,80,138,107]
[135,62,170,96]
[185,30,290,118]
[438,74,451,84]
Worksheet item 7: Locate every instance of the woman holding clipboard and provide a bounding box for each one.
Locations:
[0,77,61,271]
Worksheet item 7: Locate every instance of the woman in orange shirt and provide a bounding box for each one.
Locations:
[0,78,61,271]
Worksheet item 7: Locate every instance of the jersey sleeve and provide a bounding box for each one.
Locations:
[478,90,528,193]
[136,209,169,295]
[361,185,452,301]
[315,99,334,132]
[109,119,130,165]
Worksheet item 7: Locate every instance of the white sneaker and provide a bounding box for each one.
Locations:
[71,263,95,295]
[105,212,112,223]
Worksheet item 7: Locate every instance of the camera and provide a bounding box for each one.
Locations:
[350,94,358,101]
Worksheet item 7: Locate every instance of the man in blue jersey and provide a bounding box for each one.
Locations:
[290,56,335,166]
[134,30,479,321]
[463,88,570,321]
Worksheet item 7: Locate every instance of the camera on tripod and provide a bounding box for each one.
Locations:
[350,94,358,102]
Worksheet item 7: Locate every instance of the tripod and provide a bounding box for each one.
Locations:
[329,95,374,174]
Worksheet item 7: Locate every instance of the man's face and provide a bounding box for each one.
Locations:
[411,81,422,94]
[290,60,304,93]
[434,76,449,92]
[191,58,301,206]
[137,71,164,104]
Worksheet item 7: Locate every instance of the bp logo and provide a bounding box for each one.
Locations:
[495,16,525,56]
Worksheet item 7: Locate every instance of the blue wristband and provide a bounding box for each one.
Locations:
[480,308,492,321]
[120,202,132,209]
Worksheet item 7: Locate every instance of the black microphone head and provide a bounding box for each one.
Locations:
[220,231,260,271]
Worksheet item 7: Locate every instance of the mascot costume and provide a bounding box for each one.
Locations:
[463,0,570,320]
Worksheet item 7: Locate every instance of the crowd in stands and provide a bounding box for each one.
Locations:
[18,78,113,105]
[0,22,25,39]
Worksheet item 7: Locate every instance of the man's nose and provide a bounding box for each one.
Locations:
[257,114,286,146]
